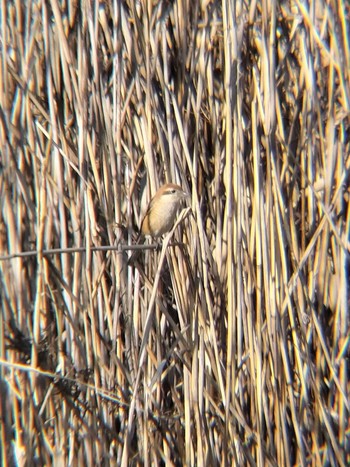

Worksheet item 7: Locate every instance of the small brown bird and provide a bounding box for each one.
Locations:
[140,183,190,237]
[128,183,189,265]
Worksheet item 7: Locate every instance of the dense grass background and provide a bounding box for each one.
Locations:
[0,0,349,465]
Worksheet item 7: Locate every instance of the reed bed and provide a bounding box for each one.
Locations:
[0,0,349,465]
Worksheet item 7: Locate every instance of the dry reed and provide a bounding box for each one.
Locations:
[0,0,349,465]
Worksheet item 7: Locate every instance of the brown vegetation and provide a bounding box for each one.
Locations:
[0,0,349,465]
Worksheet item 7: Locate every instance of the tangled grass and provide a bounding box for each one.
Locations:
[0,0,349,465]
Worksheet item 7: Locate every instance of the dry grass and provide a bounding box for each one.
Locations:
[0,0,349,465]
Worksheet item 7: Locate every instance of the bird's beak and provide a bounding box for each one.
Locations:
[182,191,190,203]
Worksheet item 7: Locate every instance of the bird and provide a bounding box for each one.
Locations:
[140,183,190,237]
[128,183,189,265]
